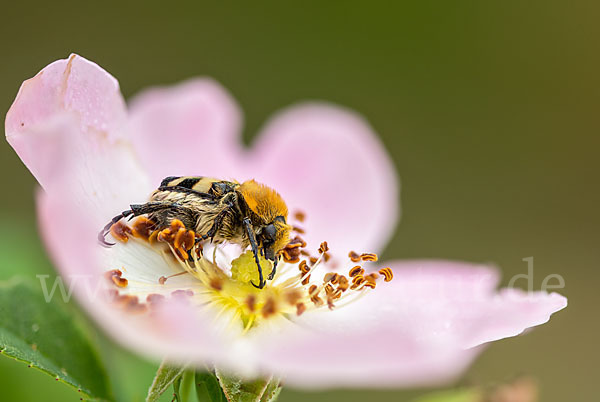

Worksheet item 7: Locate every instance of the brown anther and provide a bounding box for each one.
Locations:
[309,256,318,264]
[337,276,349,291]
[209,277,224,291]
[301,274,311,285]
[158,276,167,285]
[310,295,324,306]
[300,250,310,256]
[174,229,195,252]
[293,226,305,234]
[283,289,303,305]
[296,303,307,316]
[287,236,307,248]
[360,253,378,262]
[378,267,393,282]
[323,272,338,283]
[293,210,306,222]
[157,228,174,243]
[106,269,128,288]
[148,230,159,244]
[365,272,379,281]
[111,275,128,288]
[146,294,165,304]
[171,289,194,299]
[127,303,148,314]
[299,260,310,274]
[104,269,123,281]
[110,222,132,243]
[169,219,185,231]
[245,295,257,312]
[308,284,319,296]
[349,266,364,278]
[327,298,335,310]
[348,251,361,262]
[323,252,331,262]
[261,297,277,318]
[332,289,343,299]
[324,283,335,295]
[318,242,329,254]
[131,217,156,241]
[105,289,119,302]
[281,248,300,264]
[350,275,365,290]
[363,273,378,289]
[114,294,138,308]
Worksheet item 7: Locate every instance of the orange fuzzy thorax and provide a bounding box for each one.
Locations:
[239,179,291,252]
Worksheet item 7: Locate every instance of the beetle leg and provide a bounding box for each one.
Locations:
[243,217,265,289]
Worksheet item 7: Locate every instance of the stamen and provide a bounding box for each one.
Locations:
[158,271,187,284]
[105,269,128,288]
[262,297,277,318]
[293,210,306,222]
[360,253,378,262]
[131,217,156,241]
[349,266,364,278]
[378,267,393,282]
[318,242,329,254]
[348,251,361,263]
[110,222,132,243]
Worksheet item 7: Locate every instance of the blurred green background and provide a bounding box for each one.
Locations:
[1,1,598,401]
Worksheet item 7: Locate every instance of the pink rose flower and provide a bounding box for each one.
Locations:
[5,54,566,389]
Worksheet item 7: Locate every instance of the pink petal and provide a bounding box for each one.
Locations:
[247,104,399,255]
[256,260,566,387]
[5,54,152,218]
[127,78,244,185]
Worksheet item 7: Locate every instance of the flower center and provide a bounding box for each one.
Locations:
[104,215,393,334]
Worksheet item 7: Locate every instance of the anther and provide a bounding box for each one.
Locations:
[296,303,306,316]
[158,271,187,285]
[146,294,165,305]
[337,276,349,291]
[360,253,378,262]
[348,251,361,263]
[131,217,156,241]
[245,295,257,312]
[262,297,277,318]
[110,222,132,243]
[299,260,310,274]
[209,278,223,291]
[364,273,379,289]
[349,266,364,277]
[378,267,393,282]
[105,269,128,288]
[318,242,329,254]
[284,289,303,305]
[293,210,306,222]
[171,289,194,299]
[323,272,339,283]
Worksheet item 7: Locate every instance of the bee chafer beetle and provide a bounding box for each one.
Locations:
[99,176,292,288]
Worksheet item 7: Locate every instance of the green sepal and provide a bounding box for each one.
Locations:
[215,369,276,402]
[195,370,226,402]
[146,360,187,402]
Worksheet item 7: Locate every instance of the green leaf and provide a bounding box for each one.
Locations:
[0,279,111,400]
[215,369,272,402]
[411,388,481,402]
[146,361,187,402]
[195,371,226,402]
[259,378,281,402]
